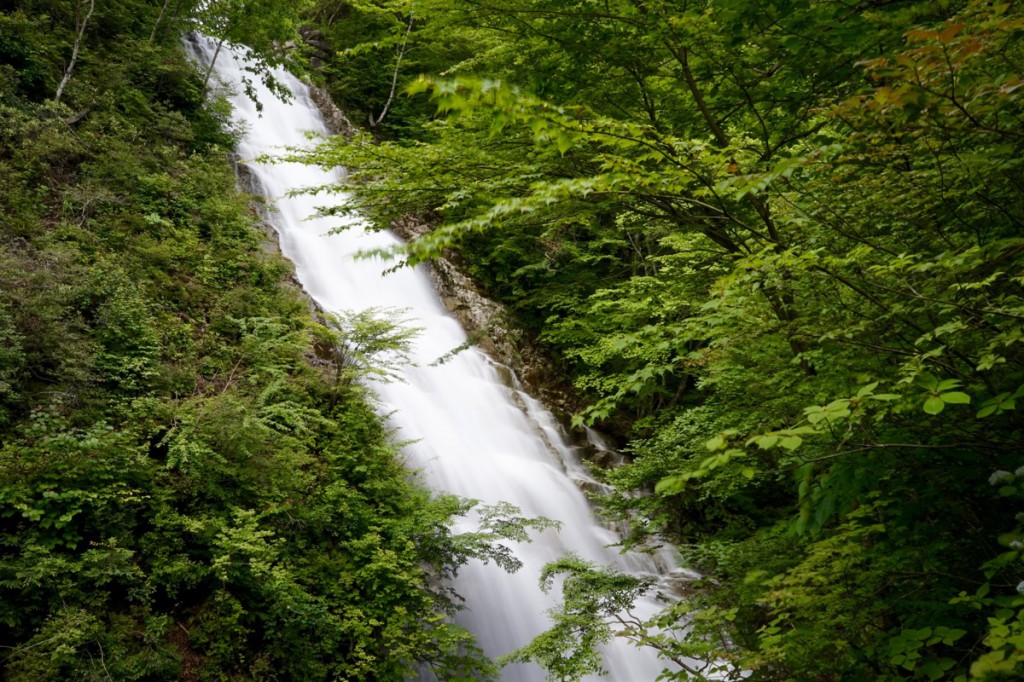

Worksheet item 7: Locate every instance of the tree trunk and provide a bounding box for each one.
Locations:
[54,0,96,106]
[369,12,414,128]
[201,36,227,96]
[149,0,173,43]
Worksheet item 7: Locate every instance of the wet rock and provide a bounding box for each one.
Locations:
[298,27,333,58]
[574,477,612,499]
[231,153,327,324]
[389,211,583,421]
[307,85,358,138]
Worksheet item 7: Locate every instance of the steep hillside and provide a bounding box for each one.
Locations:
[0,2,506,679]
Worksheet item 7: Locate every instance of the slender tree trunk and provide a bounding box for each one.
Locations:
[202,36,227,96]
[149,0,173,43]
[166,0,185,37]
[54,0,96,106]
[326,1,347,26]
[369,12,414,128]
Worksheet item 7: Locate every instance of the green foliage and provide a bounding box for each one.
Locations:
[320,306,422,386]
[503,555,734,682]
[0,2,543,678]
[303,0,1024,679]
[502,555,654,681]
[305,0,491,135]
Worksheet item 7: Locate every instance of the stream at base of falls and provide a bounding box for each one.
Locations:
[187,35,695,681]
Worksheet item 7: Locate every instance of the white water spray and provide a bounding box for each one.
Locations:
[188,36,692,681]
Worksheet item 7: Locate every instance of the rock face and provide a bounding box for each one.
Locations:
[230,156,277,250]
[231,155,325,316]
[307,84,358,138]
[232,155,347,379]
[298,27,334,72]
[389,213,582,421]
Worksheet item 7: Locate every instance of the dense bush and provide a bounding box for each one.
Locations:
[0,1,517,679]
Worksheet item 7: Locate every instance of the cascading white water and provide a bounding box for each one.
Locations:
[189,36,693,681]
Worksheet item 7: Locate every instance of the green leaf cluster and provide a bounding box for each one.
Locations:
[302,0,1024,679]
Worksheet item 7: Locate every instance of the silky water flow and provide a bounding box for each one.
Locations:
[188,36,694,681]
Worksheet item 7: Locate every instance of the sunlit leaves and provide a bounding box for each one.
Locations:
[915,375,972,415]
[320,307,422,386]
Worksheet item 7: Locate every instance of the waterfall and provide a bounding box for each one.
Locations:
[187,36,692,681]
